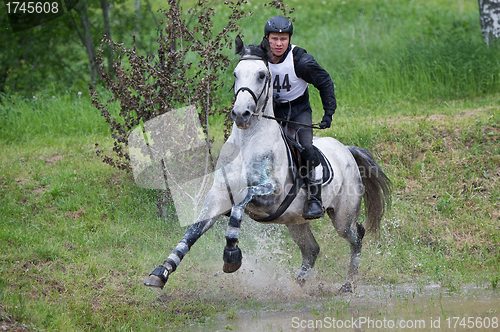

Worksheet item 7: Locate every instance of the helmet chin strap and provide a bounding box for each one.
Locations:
[271,51,281,58]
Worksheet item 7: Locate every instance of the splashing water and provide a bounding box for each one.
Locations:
[193,215,342,303]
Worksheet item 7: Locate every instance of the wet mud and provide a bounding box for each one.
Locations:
[178,283,499,331]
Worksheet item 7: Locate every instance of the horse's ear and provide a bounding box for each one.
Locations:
[260,37,271,55]
[235,35,244,55]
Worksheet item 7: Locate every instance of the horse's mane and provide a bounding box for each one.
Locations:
[239,44,272,64]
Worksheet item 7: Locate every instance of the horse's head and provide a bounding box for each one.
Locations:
[231,36,272,129]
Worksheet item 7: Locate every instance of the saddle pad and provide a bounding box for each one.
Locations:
[315,146,334,187]
[280,126,334,187]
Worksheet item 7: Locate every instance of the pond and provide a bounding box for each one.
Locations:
[175,282,499,331]
[159,219,499,331]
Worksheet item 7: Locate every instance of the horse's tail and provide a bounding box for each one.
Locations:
[347,146,392,234]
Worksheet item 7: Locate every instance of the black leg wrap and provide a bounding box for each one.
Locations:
[228,215,241,228]
[150,265,169,283]
[354,222,365,250]
[163,258,177,272]
[223,246,242,264]
[144,265,169,288]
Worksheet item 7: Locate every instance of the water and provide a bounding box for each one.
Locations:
[164,219,499,331]
[174,283,499,331]
[157,194,498,328]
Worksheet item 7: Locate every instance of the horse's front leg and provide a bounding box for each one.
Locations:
[223,204,244,273]
[144,216,220,288]
[223,182,275,273]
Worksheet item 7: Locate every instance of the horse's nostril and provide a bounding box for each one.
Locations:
[231,110,237,118]
[243,111,251,118]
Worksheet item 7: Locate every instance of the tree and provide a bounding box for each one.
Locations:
[100,0,114,77]
[74,2,99,87]
[0,0,161,95]
[478,0,500,46]
[0,13,88,95]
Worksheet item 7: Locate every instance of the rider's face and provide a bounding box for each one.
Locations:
[268,32,290,58]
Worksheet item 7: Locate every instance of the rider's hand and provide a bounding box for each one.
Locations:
[319,115,332,129]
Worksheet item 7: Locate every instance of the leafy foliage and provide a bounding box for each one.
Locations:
[92,0,252,171]
[0,0,160,96]
[0,15,84,95]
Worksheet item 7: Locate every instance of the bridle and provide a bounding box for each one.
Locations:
[233,55,272,117]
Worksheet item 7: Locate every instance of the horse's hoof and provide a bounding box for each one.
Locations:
[223,246,242,273]
[223,261,242,273]
[339,283,353,294]
[295,267,309,286]
[296,276,306,287]
[144,275,165,288]
[144,265,169,288]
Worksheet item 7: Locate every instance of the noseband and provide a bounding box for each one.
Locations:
[234,56,272,116]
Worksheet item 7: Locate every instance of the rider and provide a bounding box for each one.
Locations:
[264,16,337,220]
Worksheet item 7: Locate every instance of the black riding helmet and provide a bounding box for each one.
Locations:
[264,16,293,37]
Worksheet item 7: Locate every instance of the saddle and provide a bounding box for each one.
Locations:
[283,127,333,185]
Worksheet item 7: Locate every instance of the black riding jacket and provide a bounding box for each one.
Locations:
[273,45,337,122]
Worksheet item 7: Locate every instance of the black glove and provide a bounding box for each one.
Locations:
[319,115,332,129]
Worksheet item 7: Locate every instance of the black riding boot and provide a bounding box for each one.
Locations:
[302,169,324,220]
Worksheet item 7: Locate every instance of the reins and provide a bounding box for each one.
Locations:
[226,53,321,222]
[252,113,322,129]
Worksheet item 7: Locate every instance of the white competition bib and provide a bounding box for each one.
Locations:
[269,45,308,102]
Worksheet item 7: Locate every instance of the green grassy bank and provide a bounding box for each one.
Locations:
[1,94,498,331]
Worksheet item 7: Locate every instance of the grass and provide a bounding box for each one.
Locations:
[0,93,110,144]
[1,96,498,331]
[347,108,500,285]
[180,0,500,113]
[1,0,500,330]
[0,135,238,330]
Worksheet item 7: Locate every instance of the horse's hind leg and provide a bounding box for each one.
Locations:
[286,223,320,285]
[327,206,364,293]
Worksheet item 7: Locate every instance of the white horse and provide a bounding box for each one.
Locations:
[144,36,391,293]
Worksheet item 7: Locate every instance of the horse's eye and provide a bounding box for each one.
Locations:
[233,72,237,78]
[259,72,266,80]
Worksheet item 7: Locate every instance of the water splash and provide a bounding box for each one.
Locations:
[200,216,341,302]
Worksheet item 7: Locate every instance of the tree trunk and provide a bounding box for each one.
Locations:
[100,0,114,77]
[135,0,141,15]
[75,3,98,87]
[478,0,500,46]
[134,0,141,38]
